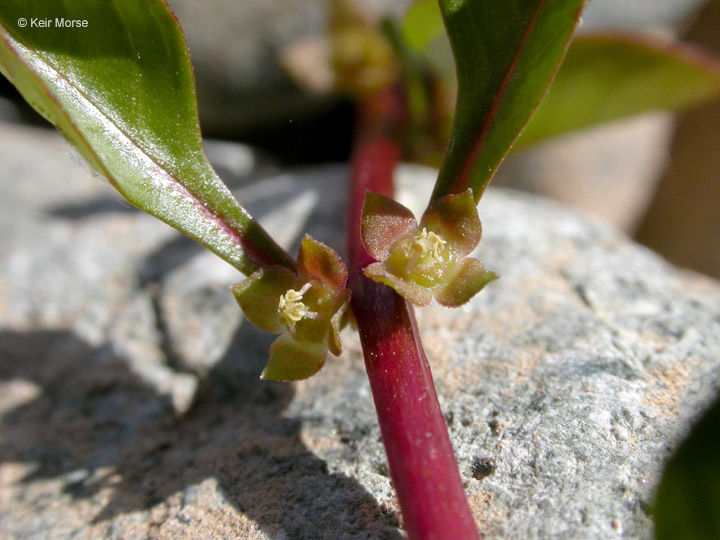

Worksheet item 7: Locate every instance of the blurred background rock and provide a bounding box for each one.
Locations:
[1,0,718,277]
[633,0,720,279]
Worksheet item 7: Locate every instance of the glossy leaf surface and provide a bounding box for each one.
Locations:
[0,0,292,274]
[517,33,720,147]
[432,0,584,202]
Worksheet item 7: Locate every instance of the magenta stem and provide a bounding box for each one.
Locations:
[347,89,480,540]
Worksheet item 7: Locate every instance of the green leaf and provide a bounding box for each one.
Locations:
[655,394,720,540]
[517,33,720,147]
[432,0,584,203]
[0,0,292,274]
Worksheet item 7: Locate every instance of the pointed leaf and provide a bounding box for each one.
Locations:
[432,0,584,202]
[420,190,481,256]
[364,262,432,307]
[298,235,347,290]
[231,267,299,334]
[361,191,418,261]
[0,0,292,274]
[262,334,327,381]
[517,33,720,147]
[435,259,497,307]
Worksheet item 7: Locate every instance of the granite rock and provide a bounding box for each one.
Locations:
[1,125,720,539]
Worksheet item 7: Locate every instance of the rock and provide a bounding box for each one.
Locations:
[1,125,720,539]
[581,0,706,30]
[635,0,720,279]
[0,124,262,413]
[0,97,24,123]
[164,0,409,135]
[165,0,328,134]
[496,112,675,231]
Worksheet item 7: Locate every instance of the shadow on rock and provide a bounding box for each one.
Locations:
[0,328,402,539]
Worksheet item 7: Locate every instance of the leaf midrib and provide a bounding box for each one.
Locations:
[452,0,549,197]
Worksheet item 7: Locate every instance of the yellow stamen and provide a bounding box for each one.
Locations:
[278,283,316,327]
[411,228,446,261]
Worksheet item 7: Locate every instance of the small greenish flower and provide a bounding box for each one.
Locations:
[361,189,497,307]
[232,235,350,381]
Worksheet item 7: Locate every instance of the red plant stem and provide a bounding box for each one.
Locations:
[348,89,480,540]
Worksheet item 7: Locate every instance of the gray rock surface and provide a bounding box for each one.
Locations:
[1,123,720,539]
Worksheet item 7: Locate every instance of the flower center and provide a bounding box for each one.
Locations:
[411,228,447,261]
[278,283,317,327]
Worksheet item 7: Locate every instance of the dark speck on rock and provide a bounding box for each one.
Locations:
[472,457,497,481]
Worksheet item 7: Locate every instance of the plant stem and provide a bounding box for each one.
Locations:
[348,88,480,540]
